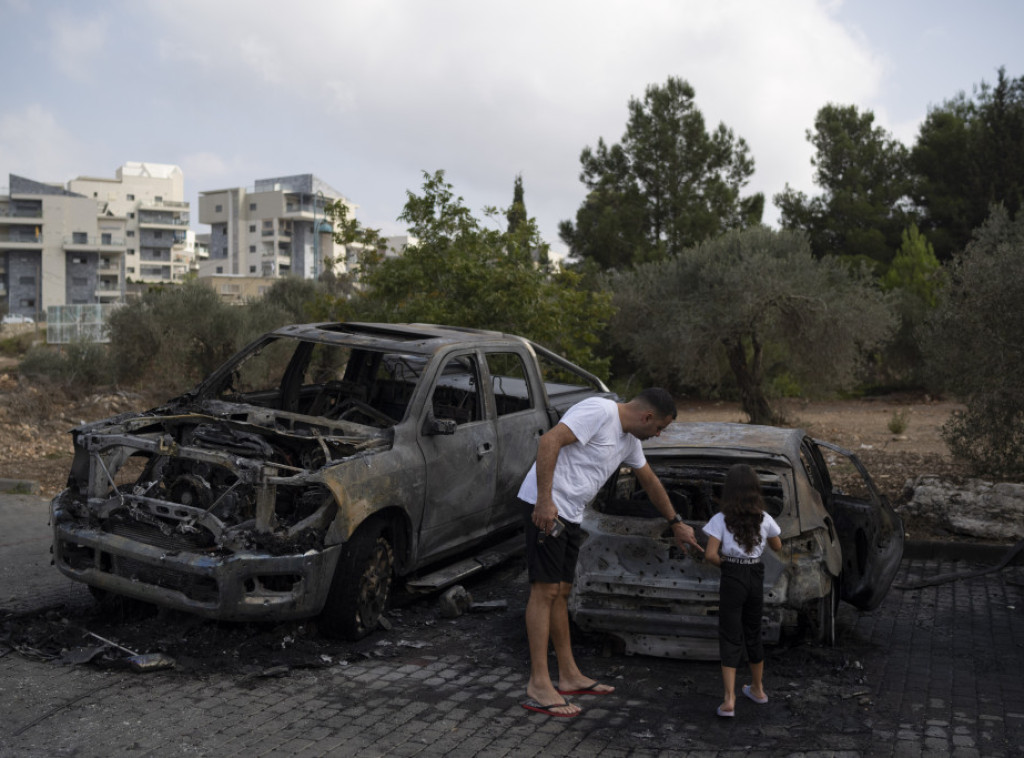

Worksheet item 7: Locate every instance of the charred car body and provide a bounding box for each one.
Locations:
[568,422,904,659]
[51,322,611,639]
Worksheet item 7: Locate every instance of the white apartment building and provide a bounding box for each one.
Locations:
[1,174,126,319]
[68,162,191,284]
[199,174,353,280]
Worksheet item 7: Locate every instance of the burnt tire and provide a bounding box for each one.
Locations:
[319,523,395,641]
[815,578,839,646]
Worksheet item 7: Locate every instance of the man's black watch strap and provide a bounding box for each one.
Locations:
[668,513,684,525]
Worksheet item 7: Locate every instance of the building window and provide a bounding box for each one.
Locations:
[72,232,88,244]
[19,276,36,285]
[215,204,223,212]
[72,276,88,287]
[154,231,163,239]
[249,245,256,253]
[20,299,36,308]
[249,225,256,233]
[127,267,135,274]
[249,203,257,211]
[128,212,135,219]
[127,193,135,201]
[249,265,256,273]
[155,196,162,202]
[127,230,135,237]
[127,248,135,255]
[101,233,112,245]
[216,266,223,274]
[71,255,87,264]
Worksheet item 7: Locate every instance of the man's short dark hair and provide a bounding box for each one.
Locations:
[635,387,677,419]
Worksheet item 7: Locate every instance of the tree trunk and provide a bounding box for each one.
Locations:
[723,335,778,425]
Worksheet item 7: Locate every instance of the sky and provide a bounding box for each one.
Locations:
[2,0,1023,258]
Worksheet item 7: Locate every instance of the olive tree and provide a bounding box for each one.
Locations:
[607,227,896,424]
[923,205,1024,476]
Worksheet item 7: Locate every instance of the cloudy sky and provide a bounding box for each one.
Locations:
[2,0,1022,256]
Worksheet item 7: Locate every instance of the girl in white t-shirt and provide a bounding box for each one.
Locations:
[702,464,783,718]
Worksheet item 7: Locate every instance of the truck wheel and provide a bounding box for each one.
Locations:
[320,523,394,640]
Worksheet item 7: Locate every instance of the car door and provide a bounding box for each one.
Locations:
[483,349,547,532]
[416,352,498,560]
[813,440,905,611]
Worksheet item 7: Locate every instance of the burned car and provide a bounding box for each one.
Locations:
[51,322,611,639]
[568,422,904,659]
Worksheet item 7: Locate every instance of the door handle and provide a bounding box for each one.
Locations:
[477,442,493,459]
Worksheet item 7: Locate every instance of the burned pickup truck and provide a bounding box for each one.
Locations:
[568,422,904,659]
[51,322,611,639]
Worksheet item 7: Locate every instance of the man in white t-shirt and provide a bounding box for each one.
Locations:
[517,388,702,717]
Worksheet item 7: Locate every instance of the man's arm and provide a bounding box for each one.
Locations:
[531,423,578,530]
[633,463,703,552]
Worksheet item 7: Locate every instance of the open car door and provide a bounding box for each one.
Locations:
[813,440,905,611]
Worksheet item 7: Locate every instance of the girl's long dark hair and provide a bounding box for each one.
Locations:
[720,464,765,554]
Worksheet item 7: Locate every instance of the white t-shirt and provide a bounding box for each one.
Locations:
[702,511,781,560]
[518,397,646,524]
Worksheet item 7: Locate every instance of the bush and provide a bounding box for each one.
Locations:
[107,281,292,394]
[923,206,1024,477]
[18,340,113,387]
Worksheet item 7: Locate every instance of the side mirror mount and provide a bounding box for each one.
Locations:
[424,413,457,436]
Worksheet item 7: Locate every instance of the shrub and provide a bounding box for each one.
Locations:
[923,206,1024,477]
[887,410,909,435]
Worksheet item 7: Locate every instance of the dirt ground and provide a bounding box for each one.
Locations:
[0,369,969,533]
[0,370,962,486]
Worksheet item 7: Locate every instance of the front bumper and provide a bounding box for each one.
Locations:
[51,497,342,622]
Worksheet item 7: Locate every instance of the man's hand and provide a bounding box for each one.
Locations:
[671,521,704,553]
[532,497,559,532]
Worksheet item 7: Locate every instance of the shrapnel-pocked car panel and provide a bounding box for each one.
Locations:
[51,322,612,639]
[568,422,904,659]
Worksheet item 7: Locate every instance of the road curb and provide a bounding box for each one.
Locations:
[903,538,1024,564]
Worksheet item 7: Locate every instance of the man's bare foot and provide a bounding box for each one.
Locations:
[556,678,615,695]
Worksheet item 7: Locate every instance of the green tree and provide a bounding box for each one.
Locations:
[606,227,896,424]
[875,224,946,387]
[911,67,1024,260]
[775,104,913,271]
[923,206,1024,476]
[356,170,612,374]
[560,77,763,269]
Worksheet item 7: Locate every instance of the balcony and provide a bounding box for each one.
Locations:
[138,213,190,228]
[63,234,126,250]
[0,229,43,247]
[138,199,189,210]
[0,203,43,220]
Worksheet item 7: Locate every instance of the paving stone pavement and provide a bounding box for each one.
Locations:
[1,493,1022,757]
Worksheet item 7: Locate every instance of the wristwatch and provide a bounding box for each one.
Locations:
[668,513,684,525]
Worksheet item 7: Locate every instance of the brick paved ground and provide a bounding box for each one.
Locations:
[2,493,1022,757]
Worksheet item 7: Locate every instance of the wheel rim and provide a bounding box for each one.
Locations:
[356,537,393,631]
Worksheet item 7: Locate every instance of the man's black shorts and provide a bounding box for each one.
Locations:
[521,499,582,584]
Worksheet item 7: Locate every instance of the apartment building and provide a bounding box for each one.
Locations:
[1,174,126,319]
[198,174,352,279]
[68,162,191,284]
